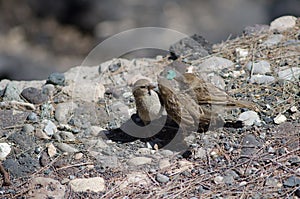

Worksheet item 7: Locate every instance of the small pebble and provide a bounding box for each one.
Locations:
[47,72,65,86]
[0,143,11,160]
[213,176,224,184]
[246,60,271,75]
[156,173,169,183]
[22,124,35,134]
[273,114,287,124]
[56,143,79,153]
[27,112,38,122]
[43,120,57,136]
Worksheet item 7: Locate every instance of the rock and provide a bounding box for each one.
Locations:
[238,111,261,126]
[193,147,206,159]
[290,106,298,113]
[54,102,77,124]
[277,67,300,81]
[283,176,300,187]
[262,34,283,47]
[0,143,11,160]
[241,134,262,157]
[110,102,131,121]
[273,114,287,124]
[27,112,38,122]
[42,84,56,97]
[64,80,105,103]
[197,56,234,72]
[47,143,57,158]
[235,48,249,61]
[22,124,35,134]
[47,72,65,86]
[43,120,57,136]
[156,173,169,183]
[27,177,65,199]
[158,159,170,170]
[59,131,75,142]
[40,102,54,119]
[0,110,29,129]
[108,60,121,72]
[249,75,275,84]
[246,60,271,75]
[214,176,224,184]
[159,150,174,157]
[56,143,79,153]
[34,129,51,140]
[127,157,152,166]
[270,16,297,32]
[135,148,152,155]
[119,172,150,190]
[243,24,269,35]
[3,82,23,102]
[69,177,105,192]
[169,34,212,61]
[21,87,48,104]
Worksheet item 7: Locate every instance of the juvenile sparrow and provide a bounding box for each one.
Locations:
[132,79,164,125]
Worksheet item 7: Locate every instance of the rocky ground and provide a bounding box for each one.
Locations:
[0,16,299,198]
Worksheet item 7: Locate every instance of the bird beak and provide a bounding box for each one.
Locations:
[148,82,158,91]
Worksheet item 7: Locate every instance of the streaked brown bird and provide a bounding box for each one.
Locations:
[157,63,256,131]
[132,79,164,125]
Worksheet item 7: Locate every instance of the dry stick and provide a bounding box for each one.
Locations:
[0,162,11,186]
[55,162,94,171]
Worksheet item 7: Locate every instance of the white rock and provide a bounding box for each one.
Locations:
[43,120,57,136]
[270,16,297,32]
[246,60,271,74]
[127,157,152,166]
[238,111,261,126]
[0,143,11,160]
[194,147,206,159]
[274,114,287,124]
[69,177,105,192]
[235,48,249,61]
[249,75,275,84]
[214,176,224,184]
[158,159,171,170]
[290,106,298,113]
[118,172,150,189]
[197,56,234,72]
[277,67,300,81]
[56,143,79,153]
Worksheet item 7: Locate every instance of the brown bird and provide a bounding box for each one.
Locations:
[132,79,164,125]
[157,64,256,131]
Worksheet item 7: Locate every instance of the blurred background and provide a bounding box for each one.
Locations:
[0,0,299,80]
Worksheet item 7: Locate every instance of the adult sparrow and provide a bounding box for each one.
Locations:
[158,64,256,131]
[132,79,164,125]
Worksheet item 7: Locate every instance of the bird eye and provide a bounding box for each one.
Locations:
[140,86,147,89]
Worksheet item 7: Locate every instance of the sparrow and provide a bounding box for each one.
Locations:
[157,63,256,131]
[132,79,164,125]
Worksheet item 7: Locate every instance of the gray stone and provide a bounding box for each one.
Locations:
[69,177,105,192]
[27,112,38,122]
[3,82,23,102]
[213,175,224,184]
[270,15,297,32]
[21,87,48,104]
[262,34,283,47]
[43,120,57,136]
[42,84,55,97]
[47,72,65,86]
[156,173,169,183]
[56,143,79,153]
[265,177,280,187]
[27,177,66,198]
[55,102,77,124]
[22,124,35,134]
[127,157,152,166]
[197,56,234,72]
[249,75,275,84]
[241,134,262,157]
[193,147,206,159]
[159,150,174,157]
[40,102,54,119]
[273,114,287,124]
[283,176,300,187]
[246,60,271,75]
[238,111,261,126]
[277,67,300,81]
